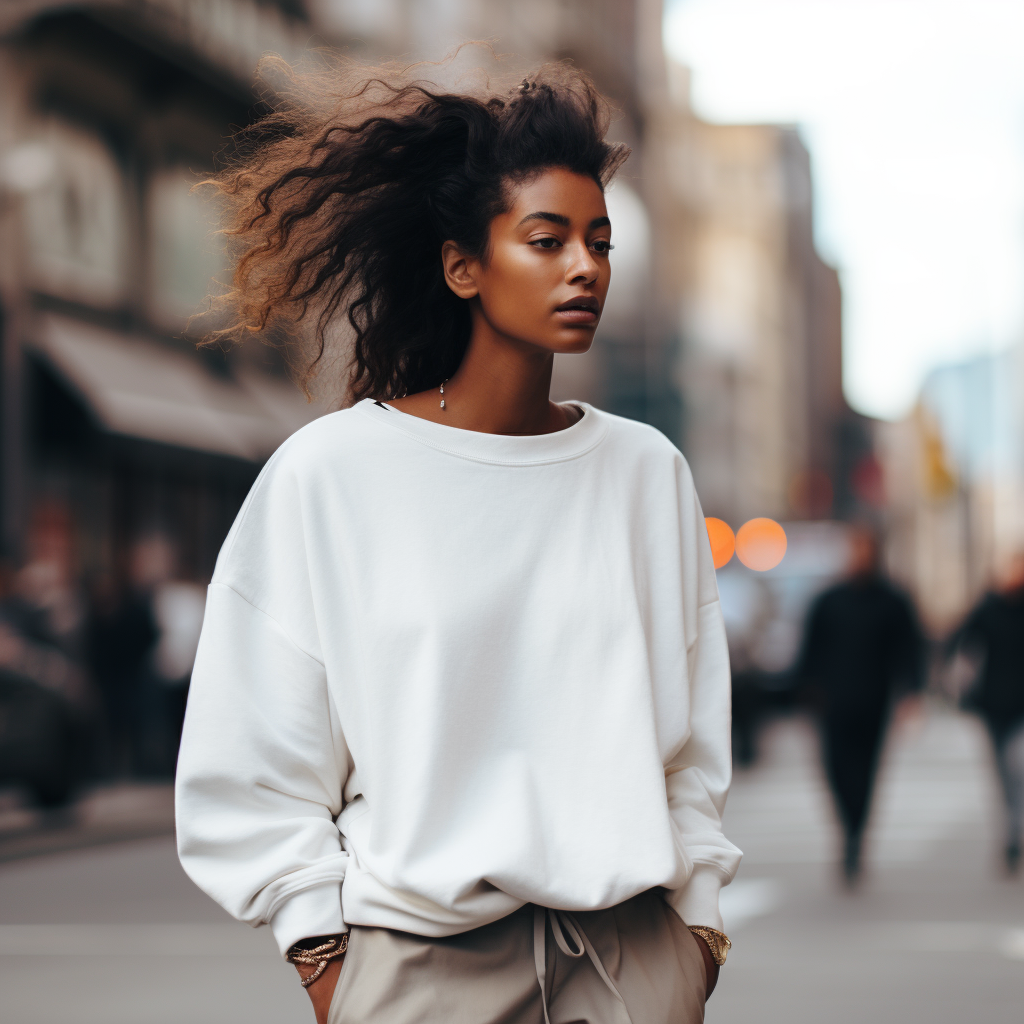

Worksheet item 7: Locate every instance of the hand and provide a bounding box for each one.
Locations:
[692,934,720,1000]
[294,956,344,1024]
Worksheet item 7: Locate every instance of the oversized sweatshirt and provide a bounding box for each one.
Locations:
[175,399,742,956]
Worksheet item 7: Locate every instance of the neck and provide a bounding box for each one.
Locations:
[387,306,575,435]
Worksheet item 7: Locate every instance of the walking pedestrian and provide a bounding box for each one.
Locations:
[175,58,740,1024]
[150,575,205,773]
[947,553,1024,874]
[796,525,924,884]
[85,569,158,778]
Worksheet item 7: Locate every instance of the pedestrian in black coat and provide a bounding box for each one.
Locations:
[796,527,925,884]
[85,574,159,778]
[947,555,1024,874]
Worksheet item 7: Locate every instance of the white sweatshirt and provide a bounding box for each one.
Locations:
[176,399,741,956]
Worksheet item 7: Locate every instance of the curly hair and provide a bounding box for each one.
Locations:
[204,53,630,402]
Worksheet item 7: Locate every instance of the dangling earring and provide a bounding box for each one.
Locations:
[440,379,448,410]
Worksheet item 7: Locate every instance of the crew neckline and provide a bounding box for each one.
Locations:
[356,397,608,466]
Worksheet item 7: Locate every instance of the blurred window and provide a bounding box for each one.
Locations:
[684,231,764,360]
[147,166,227,328]
[22,121,128,307]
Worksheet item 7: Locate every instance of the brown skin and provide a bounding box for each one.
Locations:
[847,525,881,580]
[299,167,722,1015]
[297,957,345,1023]
[998,552,1024,594]
[389,166,612,433]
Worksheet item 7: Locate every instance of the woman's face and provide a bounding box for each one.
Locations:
[445,167,613,355]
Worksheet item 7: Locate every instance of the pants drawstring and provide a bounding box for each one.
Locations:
[532,906,632,1024]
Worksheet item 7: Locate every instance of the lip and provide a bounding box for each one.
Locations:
[554,295,600,326]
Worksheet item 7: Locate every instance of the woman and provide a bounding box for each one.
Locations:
[176,58,741,1024]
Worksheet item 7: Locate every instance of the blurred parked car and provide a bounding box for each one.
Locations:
[0,666,86,808]
[0,584,92,808]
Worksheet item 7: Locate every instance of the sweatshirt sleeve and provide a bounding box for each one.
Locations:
[662,474,743,932]
[175,452,350,957]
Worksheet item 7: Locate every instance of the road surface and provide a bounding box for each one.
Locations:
[714,705,1024,1023]
[1,703,1021,1023]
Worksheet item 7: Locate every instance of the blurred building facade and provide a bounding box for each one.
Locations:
[879,344,1024,631]
[0,0,326,584]
[320,0,857,519]
[0,0,677,585]
[0,0,861,593]
[646,65,856,527]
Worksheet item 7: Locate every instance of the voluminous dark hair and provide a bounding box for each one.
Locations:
[205,53,629,401]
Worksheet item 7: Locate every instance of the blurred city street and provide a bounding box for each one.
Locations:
[1,702,1020,1024]
[0,782,173,861]
[715,704,1024,1023]
[1,4,1024,1023]
[0,831,305,1024]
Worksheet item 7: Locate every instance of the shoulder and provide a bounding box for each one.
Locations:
[260,403,381,477]
[211,405,376,578]
[878,578,916,612]
[812,583,846,612]
[963,592,999,629]
[588,407,692,477]
[238,402,409,501]
[591,406,678,453]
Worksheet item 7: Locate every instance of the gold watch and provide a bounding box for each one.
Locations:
[688,925,732,965]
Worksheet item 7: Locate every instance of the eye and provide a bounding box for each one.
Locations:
[590,240,614,253]
[530,237,561,249]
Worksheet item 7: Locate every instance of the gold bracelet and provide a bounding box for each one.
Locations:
[688,925,732,966]
[285,934,349,988]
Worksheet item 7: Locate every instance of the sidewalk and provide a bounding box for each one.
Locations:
[0,782,175,863]
[711,705,1024,1023]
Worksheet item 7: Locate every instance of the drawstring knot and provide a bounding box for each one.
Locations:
[532,906,632,1024]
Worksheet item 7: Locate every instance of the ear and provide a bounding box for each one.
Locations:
[442,241,479,300]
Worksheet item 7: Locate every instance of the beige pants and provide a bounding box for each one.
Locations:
[327,888,707,1024]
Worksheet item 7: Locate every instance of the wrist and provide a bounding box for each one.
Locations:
[285,933,348,988]
[687,925,731,966]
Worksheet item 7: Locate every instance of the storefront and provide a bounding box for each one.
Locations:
[0,1,325,583]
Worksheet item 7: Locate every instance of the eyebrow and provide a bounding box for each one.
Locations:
[517,212,611,230]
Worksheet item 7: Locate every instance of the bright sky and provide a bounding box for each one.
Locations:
[664,0,1024,420]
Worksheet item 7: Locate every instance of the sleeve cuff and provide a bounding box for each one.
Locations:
[663,864,726,931]
[269,882,346,957]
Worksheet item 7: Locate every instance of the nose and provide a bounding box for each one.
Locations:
[564,239,599,286]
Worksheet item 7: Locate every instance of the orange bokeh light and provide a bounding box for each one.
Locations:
[705,517,736,569]
[736,518,787,572]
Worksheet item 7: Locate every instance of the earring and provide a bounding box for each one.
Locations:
[440,380,448,410]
